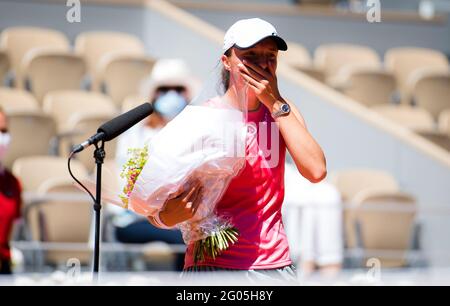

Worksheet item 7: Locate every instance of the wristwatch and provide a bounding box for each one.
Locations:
[272,102,291,118]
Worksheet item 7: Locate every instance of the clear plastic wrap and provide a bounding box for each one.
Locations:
[82,65,250,263]
[129,97,247,243]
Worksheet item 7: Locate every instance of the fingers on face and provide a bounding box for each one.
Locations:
[241,73,260,88]
[239,67,263,91]
[238,63,273,92]
[243,60,271,79]
[241,71,266,95]
[238,63,263,82]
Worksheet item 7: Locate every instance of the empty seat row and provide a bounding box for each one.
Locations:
[0,88,120,169]
[282,42,449,107]
[282,42,450,138]
[0,27,156,106]
[329,168,417,267]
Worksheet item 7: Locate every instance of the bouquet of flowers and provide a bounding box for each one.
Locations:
[119,145,149,209]
[117,100,247,265]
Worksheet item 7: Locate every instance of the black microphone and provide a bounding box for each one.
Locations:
[72,102,153,154]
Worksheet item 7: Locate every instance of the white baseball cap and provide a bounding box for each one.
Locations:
[223,18,288,53]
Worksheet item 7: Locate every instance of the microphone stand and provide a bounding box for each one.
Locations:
[93,140,105,281]
[68,102,154,282]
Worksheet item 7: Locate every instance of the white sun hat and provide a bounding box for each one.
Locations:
[140,58,200,101]
[223,18,288,53]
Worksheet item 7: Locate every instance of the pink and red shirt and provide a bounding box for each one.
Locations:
[184,100,291,270]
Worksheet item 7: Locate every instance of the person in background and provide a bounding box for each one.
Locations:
[112,59,198,270]
[115,59,197,168]
[284,162,343,277]
[0,106,22,274]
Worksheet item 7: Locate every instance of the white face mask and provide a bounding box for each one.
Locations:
[0,132,11,162]
[153,91,187,120]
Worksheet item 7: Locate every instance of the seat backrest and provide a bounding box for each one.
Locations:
[22,49,87,103]
[354,190,416,267]
[0,88,39,113]
[12,155,88,192]
[26,178,92,243]
[0,50,9,85]
[280,41,312,68]
[74,31,145,76]
[314,44,381,80]
[43,90,117,132]
[329,168,399,202]
[4,112,57,168]
[410,70,450,120]
[101,158,121,192]
[98,54,155,107]
[342,68,397,107]
[296,66,326,83]
[0,27,70,86]
[439,109,450,137]
[59,113,118,169]
[385,47,449,102]
[122,94,147,113]
[371,104,435,132]
[330,169,400,249]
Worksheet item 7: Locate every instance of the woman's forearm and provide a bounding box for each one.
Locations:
[274,100,327,183]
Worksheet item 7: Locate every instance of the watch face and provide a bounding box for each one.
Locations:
[281,104,290,113]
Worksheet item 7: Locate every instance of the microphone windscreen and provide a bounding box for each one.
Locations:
[98,102,153,141]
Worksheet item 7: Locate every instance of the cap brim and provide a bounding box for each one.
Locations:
[235,35,288,51]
